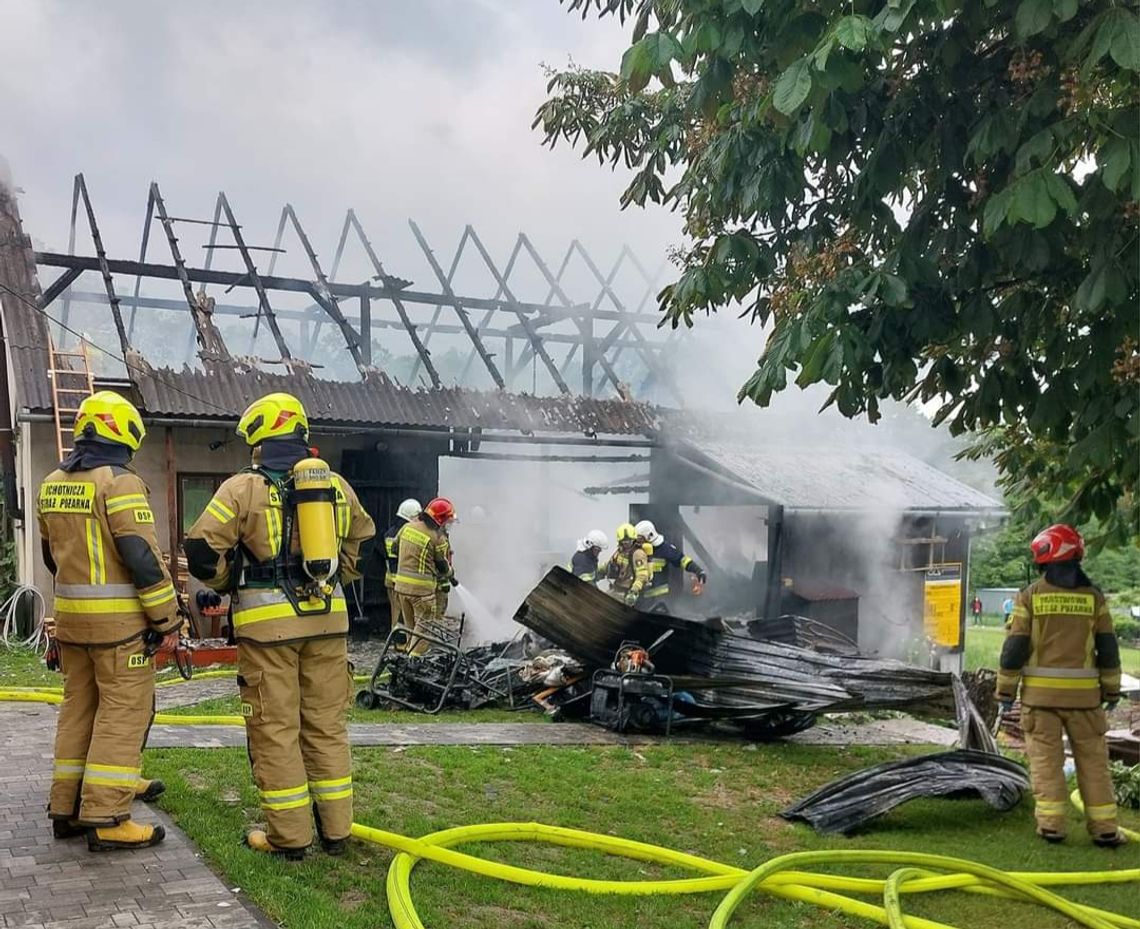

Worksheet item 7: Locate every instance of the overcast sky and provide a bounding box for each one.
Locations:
[0,0,685,282]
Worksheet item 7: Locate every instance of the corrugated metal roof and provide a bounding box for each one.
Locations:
[0,193,53,412]
[130,364,662,435]
[674,439,1003,513]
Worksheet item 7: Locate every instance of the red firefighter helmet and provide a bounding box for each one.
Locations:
[1030,524,1085,564]
[424,497,457,525]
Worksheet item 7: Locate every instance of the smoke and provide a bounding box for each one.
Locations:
[440,455,643,644]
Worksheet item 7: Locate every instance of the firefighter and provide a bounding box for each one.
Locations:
[604,523,650,606]
[435,522,455,628]
[184,393,375,859]
[39,390,182,851]
[634,519,708,608]
[392,497,457,650]
[568,530,608,584]
[995,524,1125,847]
[384,498,421,635]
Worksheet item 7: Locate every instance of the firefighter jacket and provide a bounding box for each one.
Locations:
[996,578,1122,709]
[437,528,454,593]
[383,520,406,590]
[392,515,452,597]
[38,463,179,645]
[569,549,600,584]
[185,468,375,645]
[604,545,649,596]
[643,540,703,600]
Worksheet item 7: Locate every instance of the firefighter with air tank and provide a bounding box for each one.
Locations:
[185,392,375,859]
[39,391,182,851]
[383,498,421,635]
[996,523,1126,847]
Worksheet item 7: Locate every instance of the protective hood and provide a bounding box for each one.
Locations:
[1043,560,1094,590]
[59,439,132,473]
[257,436,313,472]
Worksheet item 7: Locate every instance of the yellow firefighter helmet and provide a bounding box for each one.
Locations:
[616,522,638,543]
[236,392,309,446]
[73,390,146,452]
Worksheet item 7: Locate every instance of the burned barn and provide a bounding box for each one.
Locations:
[0,178,1002,665]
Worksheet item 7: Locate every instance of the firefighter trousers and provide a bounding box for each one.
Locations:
[1022,705,1119,838]
[238,636,354,850]
[49,640,155,826]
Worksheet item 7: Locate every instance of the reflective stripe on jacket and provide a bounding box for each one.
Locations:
[392,516,451,596]
[383,520,406,589]
[184,468,375,644]
[643,540,701,599]
[569,549,600,584]
[996,578,1121,708]
[38,465,179,645]
[604,546,649,596]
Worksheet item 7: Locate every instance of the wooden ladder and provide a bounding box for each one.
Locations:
[49,338,95,460]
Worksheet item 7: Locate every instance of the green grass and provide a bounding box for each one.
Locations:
[145,742,1140,929]
[965,626,1140,676]
[160,693,544,725]
[0,646,61,687]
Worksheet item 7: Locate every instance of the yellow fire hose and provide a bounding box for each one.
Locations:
[3,687,1138,929]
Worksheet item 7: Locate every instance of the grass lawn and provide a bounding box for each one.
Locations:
[0,646,62,687]
[145,741,1140,929]
[965,626,1140,676]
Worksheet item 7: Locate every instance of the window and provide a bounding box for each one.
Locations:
[178,474,227,540]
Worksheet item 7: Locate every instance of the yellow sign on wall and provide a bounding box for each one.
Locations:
[924,563,963,650]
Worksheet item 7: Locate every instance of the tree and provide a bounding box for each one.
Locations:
[535,0,1139,540]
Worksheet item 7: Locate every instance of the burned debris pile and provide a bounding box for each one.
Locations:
[510,567,956,735]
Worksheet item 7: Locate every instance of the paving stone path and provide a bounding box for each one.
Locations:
[0,703,270,929]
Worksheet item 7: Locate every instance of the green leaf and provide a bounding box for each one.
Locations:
[1015,0,1052,39]
[1014,129,1053,175]
[742,0,764,14]
[982,185,1014,237]
[1053,0,1077,21]
[620,33,682,93]
[1110,11,1140,70]
[1105,137,1138,192]
[773,57,813,115]
[1009,172,1057,228]
[1044,172,1077,216]
[835,15,875,51]
[796,331,835,386]
[1075,264,1107,312]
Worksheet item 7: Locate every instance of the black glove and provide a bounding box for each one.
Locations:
[450,576,459,588]
[196,589,222,610]
[999,700,1015,715]
[698,571,708,584]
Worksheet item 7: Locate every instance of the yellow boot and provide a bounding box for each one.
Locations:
[135,778,166,802]
[246,828,305,861]
[87,819,165,852]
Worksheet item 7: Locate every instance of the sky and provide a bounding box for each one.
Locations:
[0,0,683,281]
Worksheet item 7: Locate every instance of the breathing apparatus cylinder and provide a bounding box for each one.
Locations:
[291,457,337,587]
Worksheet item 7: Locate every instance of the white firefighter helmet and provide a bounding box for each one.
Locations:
[635,519,664,546]
[397,498,422,521]
[578,529,609,552]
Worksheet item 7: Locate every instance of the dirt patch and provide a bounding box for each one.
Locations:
[338,888,371,911]
[183,772,210,791]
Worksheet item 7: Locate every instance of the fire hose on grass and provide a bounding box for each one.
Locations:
[2,687,1137,929]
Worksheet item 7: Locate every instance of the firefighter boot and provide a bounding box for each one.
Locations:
[1093,831,1129,848]
[246,829,305,861]
[135,779,166,802]
[52,819,86,840]
[87,820,166,852]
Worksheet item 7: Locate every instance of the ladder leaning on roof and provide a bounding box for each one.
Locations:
[48,337,95,460]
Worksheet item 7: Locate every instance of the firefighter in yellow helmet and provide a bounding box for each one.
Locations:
[996,524,1126,847]
[184,393,375,859]
[603,523,650,606]
[39,391,182,851]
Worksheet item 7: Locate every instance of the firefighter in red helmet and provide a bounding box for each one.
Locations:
[996,524,1125,847]
[392,497,457,652]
